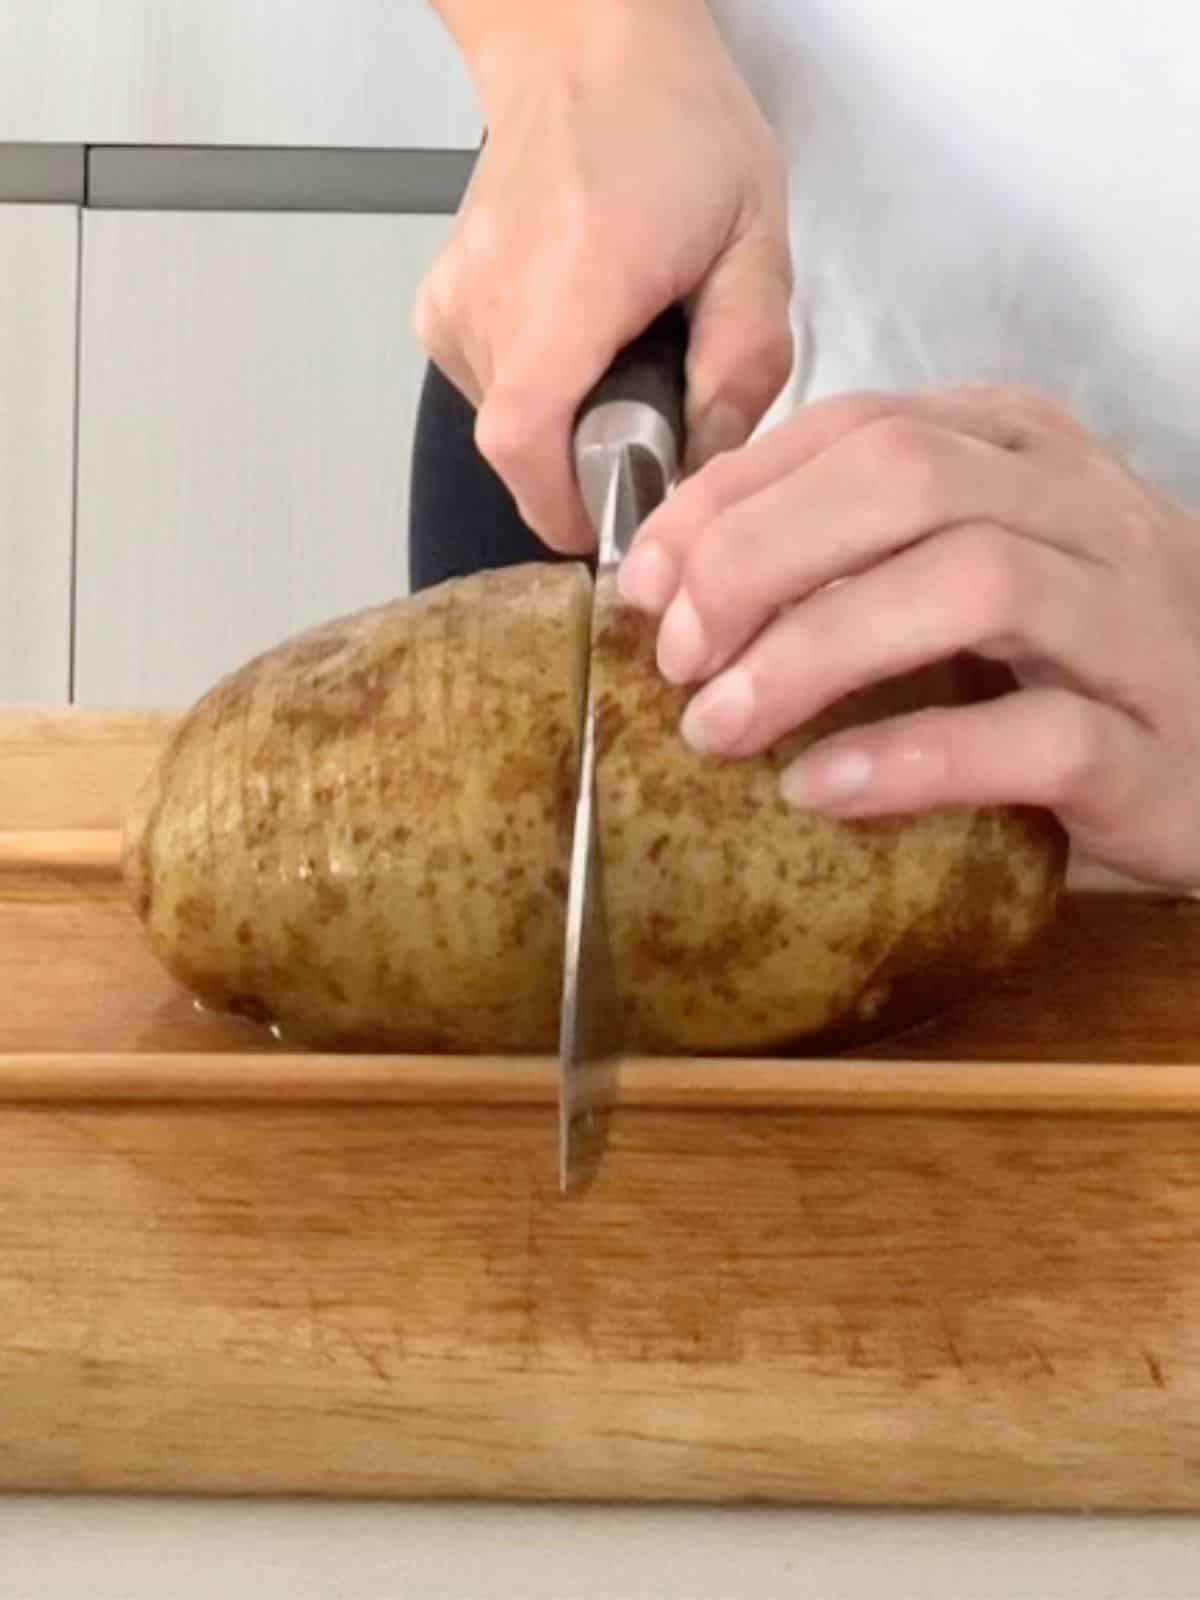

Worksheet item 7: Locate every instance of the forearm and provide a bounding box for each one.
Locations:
[430,0,717,104]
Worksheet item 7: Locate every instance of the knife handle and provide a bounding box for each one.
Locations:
[573,305,689,532]
[577,303,689,457]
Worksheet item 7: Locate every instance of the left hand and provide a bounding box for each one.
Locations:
[617,386,1200,891]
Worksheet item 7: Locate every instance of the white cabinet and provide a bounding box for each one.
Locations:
[0,0,480,149]
[74,209,454,709]
[0,206,78,705]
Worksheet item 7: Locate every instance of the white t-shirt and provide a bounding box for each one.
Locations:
[708,0,1200,506]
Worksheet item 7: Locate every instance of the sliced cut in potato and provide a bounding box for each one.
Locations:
[590,571,1067,1054]
[127,560,1066,1057]
[124,562,592,1052]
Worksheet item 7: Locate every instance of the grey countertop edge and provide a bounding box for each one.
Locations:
[0,143,476,213]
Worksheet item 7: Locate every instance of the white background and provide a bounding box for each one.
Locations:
[3,1500,1200,1599]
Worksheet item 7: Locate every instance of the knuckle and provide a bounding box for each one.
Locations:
[410,276,437,348]
[856,416,945,521]
[460,204,500,267]
[823,391,897,438]
[675,450,745,532]
[413,247,464,349]
[428,242,463,314]
[1046,692,1106,806]
[755,321,796,396]
[682,517,756,625]
[473,400,536,474]
[946,524,1022,637]
[693,449,744,512]
[556,181,605,254]
[1109,486,1166,561]
[1002,383,1081,436]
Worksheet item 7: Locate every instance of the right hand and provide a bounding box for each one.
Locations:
[414,0,795,553]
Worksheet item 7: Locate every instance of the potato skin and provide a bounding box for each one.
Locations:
[124,562,591,1052]
[591,572,1067,1054]
[128,561,1067,1057]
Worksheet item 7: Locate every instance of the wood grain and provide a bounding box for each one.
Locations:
[14,1054,1200,1114]
[4,878,1200,1072]
[0,708,171,829]
[4,1101,1200,1506]
[6,707,1200,1506]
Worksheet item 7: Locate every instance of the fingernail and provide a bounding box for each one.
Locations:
[687,400,750,473]
[781,748,874,811]
[680,668,755,754]
[656,592,708,684]
[618,539,676,612]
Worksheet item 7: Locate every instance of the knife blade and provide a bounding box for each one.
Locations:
[558,307,688,1193]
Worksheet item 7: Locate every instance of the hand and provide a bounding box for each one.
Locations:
[618,386,1200,891]
[414,0,793,553]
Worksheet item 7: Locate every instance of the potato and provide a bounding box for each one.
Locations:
[124,562,591,1051]
[591,571,1066,1053]
[126,561,1066,1056]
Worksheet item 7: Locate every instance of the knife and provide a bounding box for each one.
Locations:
[558,306,688,1193]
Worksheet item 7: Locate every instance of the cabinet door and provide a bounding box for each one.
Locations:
[75,210,453,709]
[0,205,78,704]
[0,0,479,148]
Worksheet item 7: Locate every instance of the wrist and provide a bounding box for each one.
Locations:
[436,0,715,114]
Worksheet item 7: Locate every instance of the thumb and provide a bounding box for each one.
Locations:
[683,236,795,473]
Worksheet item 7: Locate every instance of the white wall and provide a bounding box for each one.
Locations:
[0,206,78,704]
[0,0,480,148]
[74,209,453,708]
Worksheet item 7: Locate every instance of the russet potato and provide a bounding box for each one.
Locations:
[124,562,591,1051]
[591,570,1067,1053]
[125,561,1066,1054]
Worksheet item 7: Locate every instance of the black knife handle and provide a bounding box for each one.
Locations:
[576,304,689,463]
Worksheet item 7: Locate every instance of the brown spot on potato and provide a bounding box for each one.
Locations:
[544,866,568,901]
[285,922,314,969]
[313,876,349,925]
[594,696,627,759]
[174,895,211,934]
[272,662,392,742]
[637,769,684,820]
[279,631,349,671]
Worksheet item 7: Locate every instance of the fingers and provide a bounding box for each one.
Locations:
[676,521,1116,758]
[621,384,1089,617]
[619,392,905,612]
[409,16,801,558]
[412,243,488,409]
[420,215,648,552]
[653,420,1075,686]
[774,685,1148,836]
[901,383,1091,449]
[683,231,795,472]
[425,228,796,554]
[474,303,620,555]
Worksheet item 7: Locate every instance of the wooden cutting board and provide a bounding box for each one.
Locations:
[5,707,1200,1507]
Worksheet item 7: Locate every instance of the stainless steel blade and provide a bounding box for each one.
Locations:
[557,452,643,1193]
